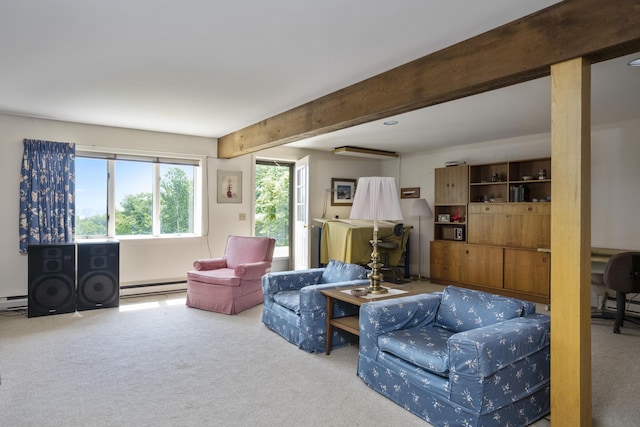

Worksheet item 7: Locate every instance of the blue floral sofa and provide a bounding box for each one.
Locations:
[261,259,369,353]
[358,286,550,427]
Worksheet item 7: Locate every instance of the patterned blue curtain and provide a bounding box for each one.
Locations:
[19,139,75,253]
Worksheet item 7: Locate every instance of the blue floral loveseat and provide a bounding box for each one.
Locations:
[358,286,550,427]
[261,259,369,353]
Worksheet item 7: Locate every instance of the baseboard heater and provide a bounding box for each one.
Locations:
[0,282,187,311]
[605,294,640,315]
[0,295,28,311]
[119,280,187,298]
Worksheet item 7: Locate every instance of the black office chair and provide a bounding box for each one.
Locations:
[378,224,405,283]
[591,252,640,334]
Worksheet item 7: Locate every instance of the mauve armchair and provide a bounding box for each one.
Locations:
[186,235,276,314]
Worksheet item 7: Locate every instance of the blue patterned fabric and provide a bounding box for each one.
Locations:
[380,325,454,375]
[320,259,367,283]
[19,139,76,253]
[435,285,533,332]
[272,290,301,314]
[358,286,550,427]
[261,261,369,353]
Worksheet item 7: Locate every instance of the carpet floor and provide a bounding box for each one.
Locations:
[0,289,638,426]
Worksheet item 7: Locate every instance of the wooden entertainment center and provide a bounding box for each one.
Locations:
[430,158,552,304]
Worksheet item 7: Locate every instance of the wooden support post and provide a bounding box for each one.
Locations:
[550,57,592,426]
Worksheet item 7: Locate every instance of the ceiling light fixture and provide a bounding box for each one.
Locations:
[332,146,399,159]
[628,58,640,67]
[383,120,399,125]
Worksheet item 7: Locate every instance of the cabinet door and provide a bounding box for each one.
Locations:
[504,248,550,297]
[467,212,507,246]
[435,166,468,205]
[430,240,463,282]
[504,213,550,249]
[462,244,503,288]
[468,204,550,249]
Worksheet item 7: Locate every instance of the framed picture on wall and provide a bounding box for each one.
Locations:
[331,178,356,206]
[400,187,420,199]
[218,170,242,203]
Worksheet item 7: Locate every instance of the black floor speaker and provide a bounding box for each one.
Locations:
[28,243,76,318]
[77,240,120,311]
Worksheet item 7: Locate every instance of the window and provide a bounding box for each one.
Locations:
[115,160,153,236]
[75,157,108,235]
[75,153,199,238]
[255,160,292,258]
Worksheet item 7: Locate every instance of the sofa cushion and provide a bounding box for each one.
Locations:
[273,290,301,314]
[379,325,455,376]
[435,286,526,333]
[319,259,367,284]
[187,268,240,286]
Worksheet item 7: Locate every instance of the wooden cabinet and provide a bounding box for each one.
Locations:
[435,165,468,204]
[462,244,503,289]
[504,248,550,298]
[430,157,552,304]
[469,158,551,203]
[434,165,468,242]
[468,162,509,203]
[430,240,463,283]
[467,203,550,249]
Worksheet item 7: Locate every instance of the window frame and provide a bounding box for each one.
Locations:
[76,149,203,240]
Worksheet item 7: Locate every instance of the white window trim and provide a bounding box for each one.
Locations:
[76,147,204,240]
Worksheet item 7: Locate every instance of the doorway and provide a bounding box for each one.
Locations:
[254,160,293,262]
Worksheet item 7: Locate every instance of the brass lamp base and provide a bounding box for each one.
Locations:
[367,283,388,294]
[366,230,388,294]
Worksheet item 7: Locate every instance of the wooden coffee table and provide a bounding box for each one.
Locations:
[321,283,426,355]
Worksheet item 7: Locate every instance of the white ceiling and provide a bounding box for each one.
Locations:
[1,1,638,155]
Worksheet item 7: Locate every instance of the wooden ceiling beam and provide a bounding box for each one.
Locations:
[218,0,640,158]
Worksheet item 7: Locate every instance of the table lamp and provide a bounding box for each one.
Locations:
[409,198,433,280]
[350,177,403,294]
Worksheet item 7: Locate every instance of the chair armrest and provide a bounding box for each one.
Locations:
[235,261,272,279]
[359,293,442,358]
[261,269,324,296]
[448,313,551,377]
[193,257,226,271]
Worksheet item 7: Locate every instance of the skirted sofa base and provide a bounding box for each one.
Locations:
[186,274,264,315]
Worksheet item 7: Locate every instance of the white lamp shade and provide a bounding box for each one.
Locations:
[350,177,404,222]
[410,198,433,218]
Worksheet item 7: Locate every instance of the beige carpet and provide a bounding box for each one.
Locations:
[0,290,638,426]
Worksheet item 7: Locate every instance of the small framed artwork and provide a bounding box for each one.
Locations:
[331,178,357,206]
[437,213,451,223]
[401,187,420,199]
[218,170,242,203]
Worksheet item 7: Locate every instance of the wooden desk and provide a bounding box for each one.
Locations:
[591,247,635,272]
[321,283,427,355]
[539,247,635,271]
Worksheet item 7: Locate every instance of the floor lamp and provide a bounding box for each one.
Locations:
[410,198,432,280]
[350,177,403,294]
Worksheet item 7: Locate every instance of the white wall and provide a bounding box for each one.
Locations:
[391,117,640,278]
[590,119,640,248]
